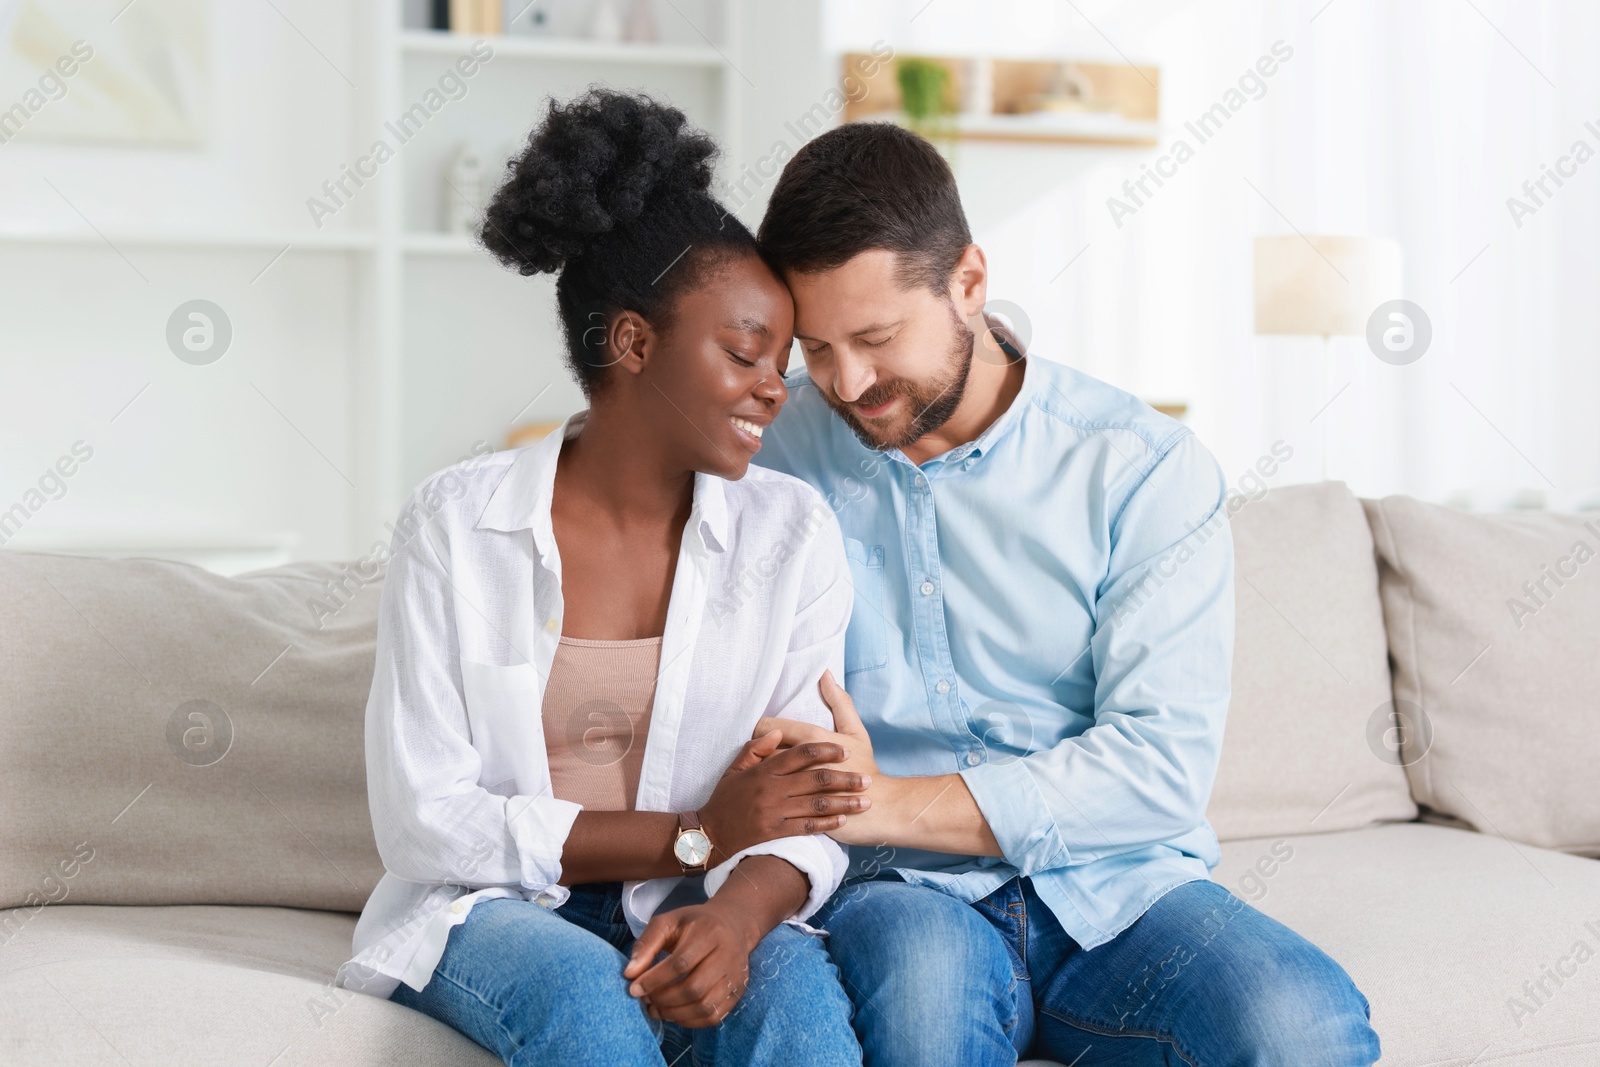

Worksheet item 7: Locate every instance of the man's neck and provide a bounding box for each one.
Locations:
[901,354,1026,466]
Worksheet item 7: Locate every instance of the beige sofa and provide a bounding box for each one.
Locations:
[3,482,1597,1066]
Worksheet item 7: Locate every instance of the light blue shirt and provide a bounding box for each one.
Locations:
[755,354,1236,950]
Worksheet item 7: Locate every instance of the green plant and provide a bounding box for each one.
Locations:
[896,57,951,129]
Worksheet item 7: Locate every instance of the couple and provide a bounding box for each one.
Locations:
[335,90,1380,1066]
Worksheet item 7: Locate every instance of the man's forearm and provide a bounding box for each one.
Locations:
[842,773,1002,856]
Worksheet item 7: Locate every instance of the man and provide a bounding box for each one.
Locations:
[750,122,1379,1066]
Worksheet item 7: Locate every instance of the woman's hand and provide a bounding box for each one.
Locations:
[697,727,871,862]
[752,671,892,845]
[623,901,758,1028]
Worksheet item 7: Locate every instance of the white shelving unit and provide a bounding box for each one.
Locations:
[399,28,725,67]
[0,226,377,250]
[0,0,792,563]
[358,0,743,542]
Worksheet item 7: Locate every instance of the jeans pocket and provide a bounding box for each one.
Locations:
[972,896,1030,981]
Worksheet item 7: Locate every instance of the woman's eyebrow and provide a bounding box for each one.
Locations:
[725,317,771,336]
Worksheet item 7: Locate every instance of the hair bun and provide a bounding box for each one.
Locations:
[481,89,718,275]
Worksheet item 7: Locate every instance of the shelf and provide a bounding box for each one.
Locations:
[842,53,1161,148]
[400,30,724,68]
[403,232,485,256]
[0,227,376,251]
[901,112,1161,147]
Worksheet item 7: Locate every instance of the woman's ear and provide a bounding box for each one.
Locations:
[606,309,654,378]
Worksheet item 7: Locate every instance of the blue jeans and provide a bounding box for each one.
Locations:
[813,873,1380,1066]
[390,883,862,1067]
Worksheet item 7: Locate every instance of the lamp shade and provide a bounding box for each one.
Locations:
[1254,235,1402,336]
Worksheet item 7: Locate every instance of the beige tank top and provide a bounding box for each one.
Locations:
[541,635,661,811]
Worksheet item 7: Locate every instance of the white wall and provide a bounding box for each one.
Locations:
[823,0,1600,511]
[0,0,372,566]
[4,0,1595,575]
[0,0,751,566]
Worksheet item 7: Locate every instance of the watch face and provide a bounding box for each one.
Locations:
[675,828,711,867]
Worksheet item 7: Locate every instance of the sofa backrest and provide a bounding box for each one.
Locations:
[1365,496,1600,856]
[1206,482,1418,841]
[6,484,1592,913]
[0,552,384,913]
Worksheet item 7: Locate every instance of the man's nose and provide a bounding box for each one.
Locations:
[832,350,874,404]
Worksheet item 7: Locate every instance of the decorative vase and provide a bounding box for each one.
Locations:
[624,0,659,42]
[443,143,485,236]
[589,0,624,42]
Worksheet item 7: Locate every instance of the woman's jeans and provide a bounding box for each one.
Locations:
[388,882,861,1067]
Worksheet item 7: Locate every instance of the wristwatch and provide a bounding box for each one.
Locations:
[673,810,714,873]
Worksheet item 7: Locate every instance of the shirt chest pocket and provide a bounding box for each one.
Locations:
[842,538,888,676]
[459,659,547,792]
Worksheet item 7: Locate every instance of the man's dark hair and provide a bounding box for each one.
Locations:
[758,121,972,294]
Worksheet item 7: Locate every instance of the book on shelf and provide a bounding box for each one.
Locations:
[446,0,502,34]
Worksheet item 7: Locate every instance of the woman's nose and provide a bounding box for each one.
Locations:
[755,371,788,407]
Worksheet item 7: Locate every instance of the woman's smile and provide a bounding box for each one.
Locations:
[731,415,768,451]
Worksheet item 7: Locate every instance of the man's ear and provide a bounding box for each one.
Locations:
[605,310,654,377]
[949,244,988,320]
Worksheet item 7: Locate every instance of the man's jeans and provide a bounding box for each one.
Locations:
[813,873,1380,1066]
[389,883,861,1067]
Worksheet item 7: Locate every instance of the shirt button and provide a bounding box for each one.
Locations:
[545,618,559,632]
[450,901,463,914]
[915,474,928,488]
[935,679,951,694]
[536,892,556,907]
[965,752,982,767]
[964,457,976,470]
[920,580,935,596]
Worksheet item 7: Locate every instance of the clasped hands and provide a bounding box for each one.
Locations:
[620,670,882,1029]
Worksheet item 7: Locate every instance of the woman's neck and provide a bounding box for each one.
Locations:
[555,403,694,529]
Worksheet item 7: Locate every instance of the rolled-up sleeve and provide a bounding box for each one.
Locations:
[704,494,852,921]
[959,431,1235,874]
[365,483,581,892]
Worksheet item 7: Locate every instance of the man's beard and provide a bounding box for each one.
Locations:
[823,303,976,452]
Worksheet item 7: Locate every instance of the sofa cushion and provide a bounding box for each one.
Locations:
[1212,824,1600,1066]
[1206,483,1417,840]
[0,552,384,911]
[0,903,496,1065]
[1365,497,1600,855]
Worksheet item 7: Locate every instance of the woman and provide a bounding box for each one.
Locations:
[334,90,868,1067]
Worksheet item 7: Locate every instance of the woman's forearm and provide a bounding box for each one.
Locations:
[558,816,815,938]
[701,854,810,949]
[559,811,685,884]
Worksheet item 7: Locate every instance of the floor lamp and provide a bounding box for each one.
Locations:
[1254,236,1402,481]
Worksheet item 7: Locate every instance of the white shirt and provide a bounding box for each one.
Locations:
[335,414,852,999]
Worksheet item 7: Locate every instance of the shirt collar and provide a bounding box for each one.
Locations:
[896,354,1037,470]
[475,410,729,556]
[966,353,1036,460]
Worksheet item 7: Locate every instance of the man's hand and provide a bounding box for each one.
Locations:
[753,671,879,777]
[699,725,872,863]
[753,671,895,846]
[624,903,757,1028]
[752,671,1004,856]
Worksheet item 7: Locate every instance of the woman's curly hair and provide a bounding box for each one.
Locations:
[480,89,757,395]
